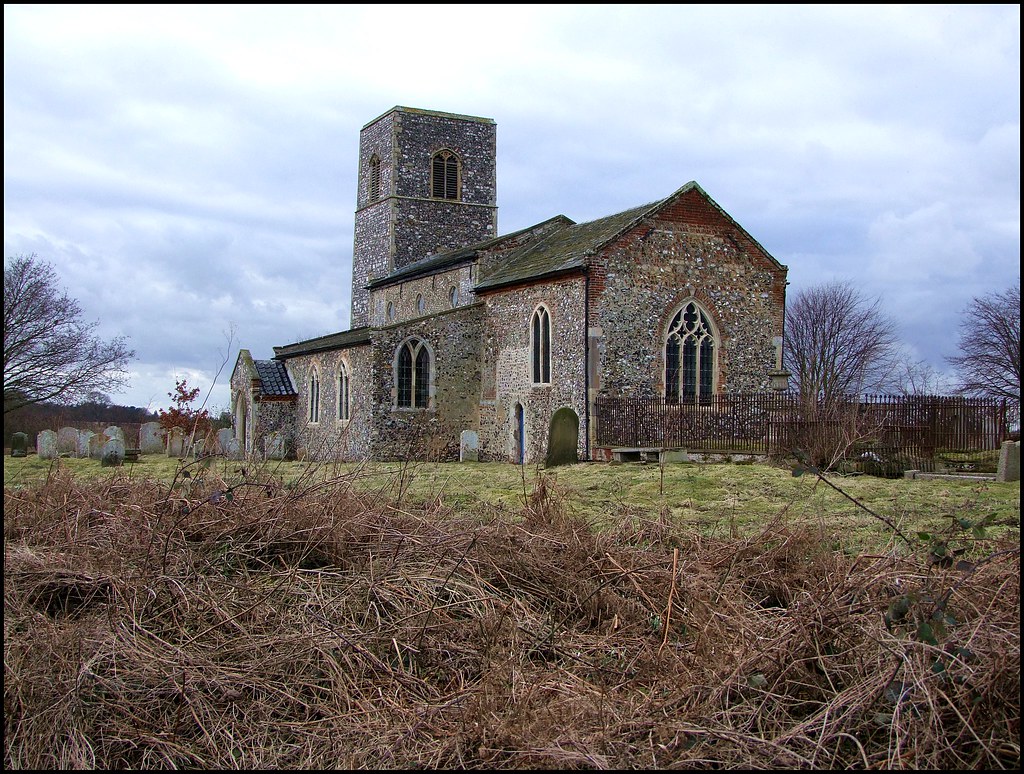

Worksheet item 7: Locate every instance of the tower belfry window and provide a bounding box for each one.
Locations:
[368,155,381,202]
[431,150,460,200]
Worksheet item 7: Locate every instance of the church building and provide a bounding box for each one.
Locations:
[230,106,788,463]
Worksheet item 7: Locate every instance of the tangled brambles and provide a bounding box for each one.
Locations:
[4,468,1020,769]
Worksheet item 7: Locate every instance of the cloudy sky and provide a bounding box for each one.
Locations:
[4,4,1020,413]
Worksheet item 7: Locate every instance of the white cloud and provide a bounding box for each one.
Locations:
[4,4,1019,409]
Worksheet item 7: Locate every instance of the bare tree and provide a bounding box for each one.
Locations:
[784,280,901,404]
[889,353,955,396]
[946,282,1020,404]
[782,281,902,469]
[4,254,135,413]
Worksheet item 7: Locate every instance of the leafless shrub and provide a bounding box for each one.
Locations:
[4,469,1020,769]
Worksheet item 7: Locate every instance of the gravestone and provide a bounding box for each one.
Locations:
[77,430,95,458]
[101,437,125,467]
[11,432,28,457]
[544,407,579,468]
[57,427,79,456]
[265,432,286,460]
[37,430,58,460]
[997,440,1020,482]
[460,430,479,462]
[216,428,234,454]
[166,427,185,457]
[104,426,126,445]
[223,436,240,459]
[89,432,109,460]
[139,422,164,454]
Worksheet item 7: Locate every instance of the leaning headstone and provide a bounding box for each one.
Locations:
[544,407,579,468]
[223,436,240,459]
[37,430,58,460]
[216,428,234,455]
[89,432,109,460]
[265,432,286,460]
[189,437,208,459]
[166,427,185,457]
[77,430,95,458]
[10,432,28,457]
[460,430,479,462]
[996,440,1020,482]
[101,437,125,467]
[57,427,79,456]
[139,421,164,455]
[104,426,126,445]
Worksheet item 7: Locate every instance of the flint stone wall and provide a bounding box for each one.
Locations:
[478,278,587,464]
[590,191,787,399]
[368,304,484,461]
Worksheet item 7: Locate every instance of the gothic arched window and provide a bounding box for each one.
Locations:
[337,363,350,422]
[308,370,320,423]
[664,301,717,403]
[531,305,552,385]
[431,150,460,200]
[396,338,432,409]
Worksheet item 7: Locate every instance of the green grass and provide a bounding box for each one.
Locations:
[4,453,1019,552]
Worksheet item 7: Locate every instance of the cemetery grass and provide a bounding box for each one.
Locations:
[3,453,1020,551]
[4,455,1021,769]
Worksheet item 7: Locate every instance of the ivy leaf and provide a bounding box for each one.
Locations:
[917,621,939,646]
[956,517,973,529]
[917,531,931,541]
[886,596,911,624]
[954,646,977,663]
[792,466,805,478]
[746,673,768,689]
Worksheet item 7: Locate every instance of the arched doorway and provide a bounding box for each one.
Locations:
[234,394,248,456]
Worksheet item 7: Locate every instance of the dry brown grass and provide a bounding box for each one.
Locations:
[4,465,1020,769]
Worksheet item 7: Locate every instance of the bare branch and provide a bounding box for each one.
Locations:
[3,254,136,413]
[783,280,901,405]
[946,282,1021,404]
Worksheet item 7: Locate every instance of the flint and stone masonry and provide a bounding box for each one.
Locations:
[230,106,788,463]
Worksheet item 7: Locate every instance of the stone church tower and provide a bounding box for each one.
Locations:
[350,107,498,327]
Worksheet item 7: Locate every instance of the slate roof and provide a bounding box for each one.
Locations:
[474,181,784,290]
[253,359,296,396]
[474,201,660,291]
[366,217,573,290]
[273,326,372,359]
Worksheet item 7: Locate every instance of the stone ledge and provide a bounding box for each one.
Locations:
[904,470,996,482]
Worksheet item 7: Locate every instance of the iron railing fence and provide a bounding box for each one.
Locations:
[594,393,1012,465]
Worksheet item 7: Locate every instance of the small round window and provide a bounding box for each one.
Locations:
[449,286,459,308]
[416,294,425,314]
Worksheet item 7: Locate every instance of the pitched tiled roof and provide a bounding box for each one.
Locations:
[253,359,296,396]
[273,326,372,359]
[366,217,574,290]
[473,181,785,290]
[474,201,661,291]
